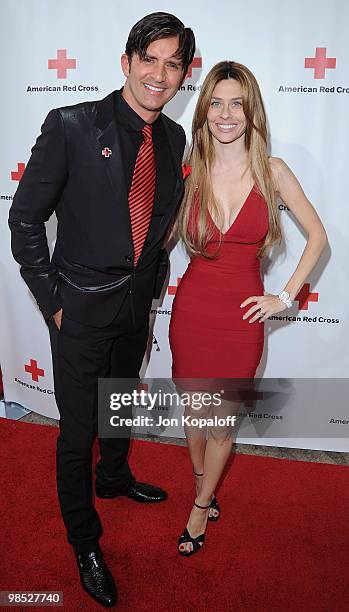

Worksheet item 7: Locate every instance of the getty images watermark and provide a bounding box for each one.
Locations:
[108,387,236,429]
[98,378,349,439]
[98,378,247,438]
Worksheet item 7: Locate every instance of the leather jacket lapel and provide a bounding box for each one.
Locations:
[95,93,133,243]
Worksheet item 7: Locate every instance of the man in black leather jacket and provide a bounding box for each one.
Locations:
[9,12,195,608]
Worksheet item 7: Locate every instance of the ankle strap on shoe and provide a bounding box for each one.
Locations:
[194,501,211,510]
[193,469,204,477]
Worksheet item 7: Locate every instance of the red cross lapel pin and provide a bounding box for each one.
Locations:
[102,147,112,158]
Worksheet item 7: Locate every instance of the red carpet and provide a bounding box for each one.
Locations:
[0,419,348,611]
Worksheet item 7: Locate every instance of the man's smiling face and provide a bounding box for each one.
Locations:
[121,36,185,122]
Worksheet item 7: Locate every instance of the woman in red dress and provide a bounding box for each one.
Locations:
[169,61,327,556]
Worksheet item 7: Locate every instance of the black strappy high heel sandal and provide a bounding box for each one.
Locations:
[178,500,211,557]
[193,470,221,522]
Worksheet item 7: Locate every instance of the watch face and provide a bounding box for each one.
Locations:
[280,291,290,300]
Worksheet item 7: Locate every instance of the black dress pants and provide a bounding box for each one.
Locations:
[48,295,149,554]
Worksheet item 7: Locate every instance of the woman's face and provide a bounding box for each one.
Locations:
[206,78,247,145]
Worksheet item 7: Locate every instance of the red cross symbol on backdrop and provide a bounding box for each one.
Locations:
[304,48,336,79]
[48,49,77,79]
[295,283,319,310]
[168,277,182,295]
[11,163,25,181]
[102,147,112,158]
[24,359,45,382]
[186,57,202,79]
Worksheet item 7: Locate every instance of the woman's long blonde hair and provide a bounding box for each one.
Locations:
[177,61,282,258]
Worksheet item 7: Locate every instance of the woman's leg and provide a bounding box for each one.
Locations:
[201,398,239,498]
[179,398,240,553]
[182,392,208,473]
[178,398,208,553]
[184,430,207,487]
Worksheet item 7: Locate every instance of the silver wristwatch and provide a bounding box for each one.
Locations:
[278,290,292,308]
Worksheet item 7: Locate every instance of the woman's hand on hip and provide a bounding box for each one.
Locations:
[240,292,287,323]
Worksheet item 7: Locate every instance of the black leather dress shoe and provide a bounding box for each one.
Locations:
[95,480,167,503]
[76,548,117,608]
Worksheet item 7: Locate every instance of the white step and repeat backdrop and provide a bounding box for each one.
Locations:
[0,0,348,451]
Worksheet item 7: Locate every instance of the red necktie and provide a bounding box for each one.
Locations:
[128,124,156,265]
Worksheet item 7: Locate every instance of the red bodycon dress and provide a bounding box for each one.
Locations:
[169,186,269,383]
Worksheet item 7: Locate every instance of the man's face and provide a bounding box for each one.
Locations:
[121,36,185,122]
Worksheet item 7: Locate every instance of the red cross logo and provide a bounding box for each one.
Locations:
[304,48,336,79]
[102,147,112,158]
[48,49,77,79]
[168,277,182,296]
[186,57,202,79]
[24,359,45,382]
[11,163,25,181]
[295,283,319,310]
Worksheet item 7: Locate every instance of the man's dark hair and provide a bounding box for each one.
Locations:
[125,12,195,75]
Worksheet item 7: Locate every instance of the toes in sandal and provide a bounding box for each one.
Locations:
[178,501,210,557]
[208,496,221,522]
